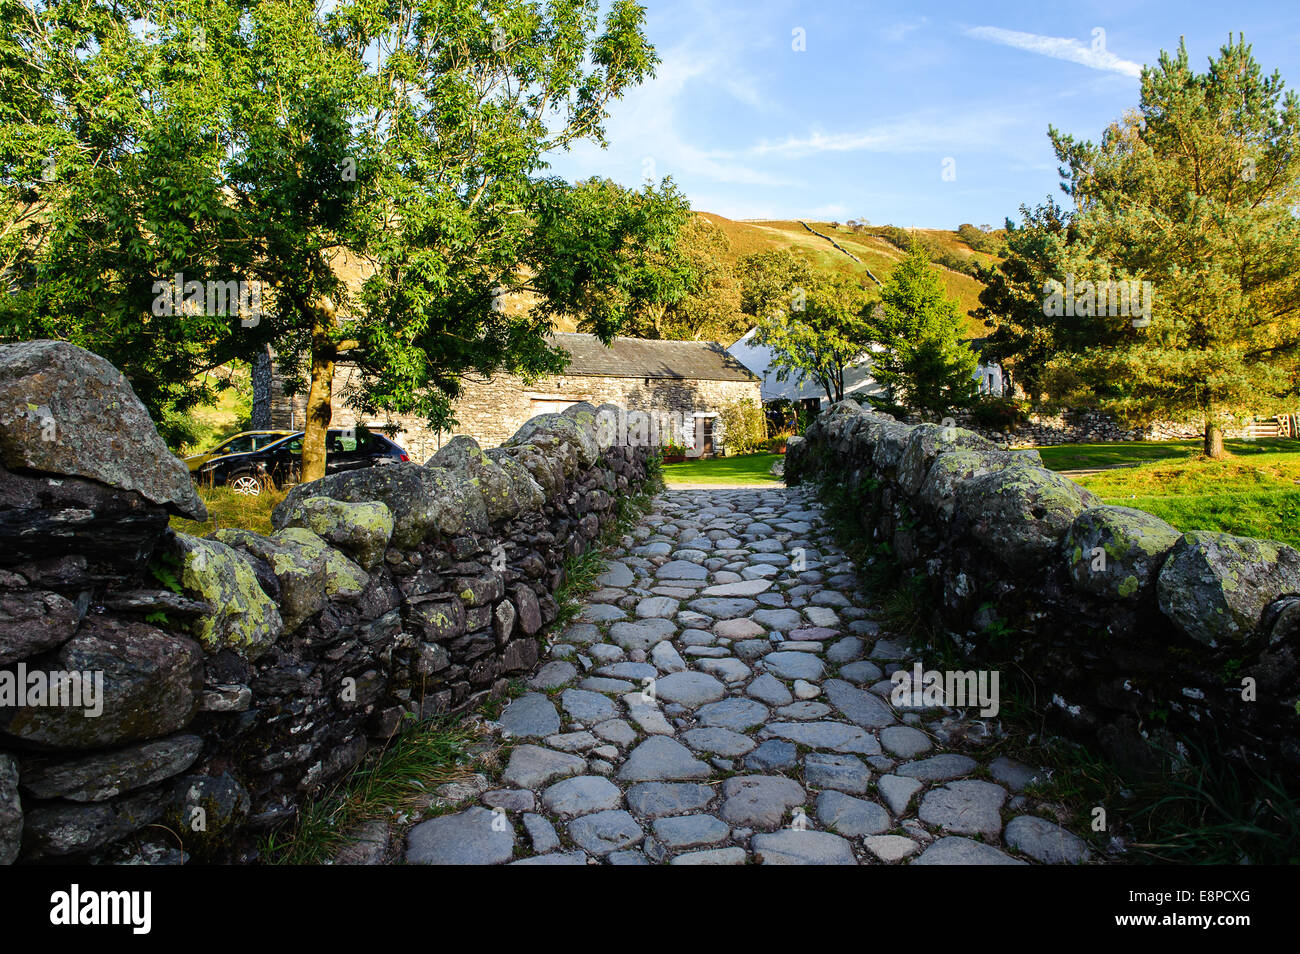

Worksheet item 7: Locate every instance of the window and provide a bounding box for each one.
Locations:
[530,398,581,415]
[220,435,255,454]
[329,431,359,453]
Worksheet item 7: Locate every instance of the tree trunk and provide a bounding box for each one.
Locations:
[1204,419,1225,459]
[301,305,338,483]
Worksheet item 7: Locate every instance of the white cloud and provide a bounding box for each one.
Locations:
[881,17,929,43]
[546,8,795,189]
[747,111,1020,158]
[963,25,1143,77]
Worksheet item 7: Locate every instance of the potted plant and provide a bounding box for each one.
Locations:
[661,441,687,464]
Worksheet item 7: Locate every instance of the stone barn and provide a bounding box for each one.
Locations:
[257,332,762,461]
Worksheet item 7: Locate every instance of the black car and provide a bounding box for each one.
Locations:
[196,426,410,494]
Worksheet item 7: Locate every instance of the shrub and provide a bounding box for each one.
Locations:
[717,398,768,455]
[767,430,794,453]
[967,395,1029,431]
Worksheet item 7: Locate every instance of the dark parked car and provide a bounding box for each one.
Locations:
[196,426,409,494]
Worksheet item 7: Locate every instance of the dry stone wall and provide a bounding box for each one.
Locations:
[924,406,1246,446]
[786,402,1300,783]
[0,341,650,864]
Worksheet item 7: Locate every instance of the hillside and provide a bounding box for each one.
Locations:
[698,213,994,338]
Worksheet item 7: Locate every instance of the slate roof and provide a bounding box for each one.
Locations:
[552,333,758,382]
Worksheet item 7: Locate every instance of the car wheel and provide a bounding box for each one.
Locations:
[228,472,265,496]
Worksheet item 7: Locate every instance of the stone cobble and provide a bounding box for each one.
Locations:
[401,487,1094,865]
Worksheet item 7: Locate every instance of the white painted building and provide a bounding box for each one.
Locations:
[727,328,1007,406]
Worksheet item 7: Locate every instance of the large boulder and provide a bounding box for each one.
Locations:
[274,462,485,548]
[1157,532,1300,647]
[427,436,543,523]
[505,413,599,472]
[271,496,393,569]
[1064,506,1181,604]
[490,442,567,497]
[897,423,999,497]
[560,401,601,443]
[0,589,82,666]
[591,403,625,450]
[870,421,914,476]
[956,464,1100,572]
[0,616,203,750]
[270,528,369,601]
[168,533,283,658]
[0,341,205,519]
[0,464,170,587]
[917,449,1016,523]
[213,528,327,632]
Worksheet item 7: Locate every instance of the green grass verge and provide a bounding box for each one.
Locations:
[1036,437,1300,471]
[260,714,485,865]
[1056,443,1300,547]
[662,452,781,486]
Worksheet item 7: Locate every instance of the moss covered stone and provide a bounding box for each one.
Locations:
[273,462,481,548]
[271,527,369,601]
[956,464,1100,573]
[897,423,999,497]
[919,449,1018,522]
[274,495,393,569]
[1157,531,1300,646]
[1063,505,1181,604]
[213,527,327,633]
[428,435,543,523]
[171,532,283,658]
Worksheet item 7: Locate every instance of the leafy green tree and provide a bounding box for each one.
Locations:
[739,249,815,321]
[743,252,874,404]
[872,242,978,415]
[652,216,745,343]
[972,199,1079,400]
[1,0,660,476]
[1047,36,1300,458]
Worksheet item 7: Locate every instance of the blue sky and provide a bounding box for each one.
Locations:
[543,0,1300,228]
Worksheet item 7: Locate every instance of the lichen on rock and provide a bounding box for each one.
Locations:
[273,495,393,569]
[956,463,1100,572]
[271,527,369,601]
[1157,531,1300,646]
[1064,505,1181,604]
[170,532,283,658]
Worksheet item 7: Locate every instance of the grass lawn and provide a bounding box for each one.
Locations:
[661,452,782,486]
[1036,437,1299,471]
[1041,440,1300,547]
[170,485,286,537]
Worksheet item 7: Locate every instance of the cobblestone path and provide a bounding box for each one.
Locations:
[402,487,1094,865]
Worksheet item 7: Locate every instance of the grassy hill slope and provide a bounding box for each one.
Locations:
[699,213,993,338]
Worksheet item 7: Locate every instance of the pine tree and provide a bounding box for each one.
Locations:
[872,242,978,416]
[1048,36,1300,457]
